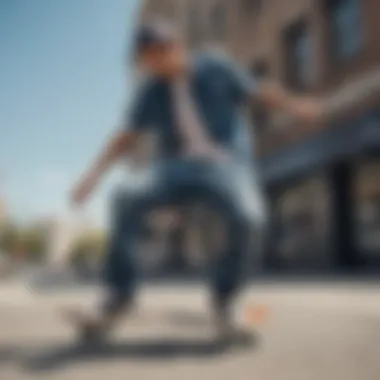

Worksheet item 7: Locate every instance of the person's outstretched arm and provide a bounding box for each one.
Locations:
[70,130,140,206]
[256,81,322,123]
[70,80,157,206]
[215,52,323,123]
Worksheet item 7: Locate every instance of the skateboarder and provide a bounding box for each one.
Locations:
[69,19,322,342]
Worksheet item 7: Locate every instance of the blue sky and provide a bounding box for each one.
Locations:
[0,0,141,225]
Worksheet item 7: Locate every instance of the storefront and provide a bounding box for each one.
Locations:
[353,159,380,264]
[271,175,333,270]
[261,109,380,272]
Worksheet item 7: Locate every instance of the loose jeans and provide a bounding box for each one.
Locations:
[103,157,267,310]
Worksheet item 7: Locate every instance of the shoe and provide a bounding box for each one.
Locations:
[79,318,109,344]
[212,297,256,347]
[63,308,111,344]
[63,295,132,344]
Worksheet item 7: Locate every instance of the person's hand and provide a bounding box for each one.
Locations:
[70,173,98,207]
[292,98,324,124]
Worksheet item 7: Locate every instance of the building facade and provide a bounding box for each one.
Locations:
[139,0,380,272]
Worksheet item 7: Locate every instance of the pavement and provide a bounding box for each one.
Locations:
[0,280,380,380]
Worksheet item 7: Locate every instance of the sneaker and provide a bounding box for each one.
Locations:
[212,298,256,347]
[62,308,109,344]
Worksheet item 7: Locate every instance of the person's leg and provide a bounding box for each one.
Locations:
[201,161,264,339]
[208,199,252,337]
[66,188,154,341]
[100,189,142,322]
[72,159,203,340]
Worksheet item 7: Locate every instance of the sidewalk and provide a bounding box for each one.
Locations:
[2,278,380,317]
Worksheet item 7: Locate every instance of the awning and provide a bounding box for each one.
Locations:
[260,110,380,184]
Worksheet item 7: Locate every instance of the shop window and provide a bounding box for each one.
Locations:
[354,161,380,257]
[275,177,332,269]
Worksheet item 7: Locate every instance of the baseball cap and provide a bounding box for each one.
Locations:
[133,19,176,59]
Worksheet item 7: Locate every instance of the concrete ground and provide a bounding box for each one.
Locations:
[1,280,380,380]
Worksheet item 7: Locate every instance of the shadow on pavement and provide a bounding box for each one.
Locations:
[0,345,20,364]
[165,310,212,328]
[0,334,258,373]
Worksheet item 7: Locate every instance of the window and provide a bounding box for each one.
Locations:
[187,4,202,49]
[243,0,263,13]
[241,0,263,24]
[275,177,332,269]
[251,60,269,130]
[211,2,227,43]
[282,20,312,91]
[324,0,363,60]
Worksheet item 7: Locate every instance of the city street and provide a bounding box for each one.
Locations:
[1,280,380,380]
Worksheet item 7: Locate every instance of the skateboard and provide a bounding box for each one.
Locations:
[61,305,267,348]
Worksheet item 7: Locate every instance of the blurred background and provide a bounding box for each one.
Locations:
[1,0,379,279]
[1,1,380,380]
[137,0,380,276]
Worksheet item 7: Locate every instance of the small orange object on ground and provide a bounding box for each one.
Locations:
[243,305,271,325]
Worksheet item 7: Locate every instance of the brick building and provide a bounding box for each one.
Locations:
[139,0,380,272]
